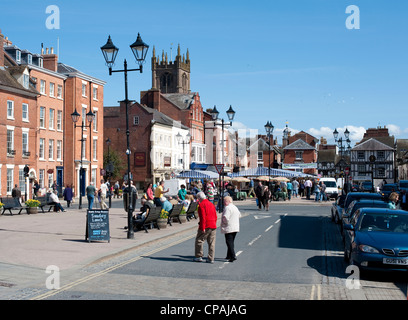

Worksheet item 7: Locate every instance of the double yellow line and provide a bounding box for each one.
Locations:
[310,284,322,300]
[31,234,195,300]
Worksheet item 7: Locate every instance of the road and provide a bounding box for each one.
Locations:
[26,201,408,301]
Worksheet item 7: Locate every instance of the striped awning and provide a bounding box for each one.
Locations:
[176,170,219,179]
[229,167,306,178]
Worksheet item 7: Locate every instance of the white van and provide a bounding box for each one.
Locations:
[319,177,338,199]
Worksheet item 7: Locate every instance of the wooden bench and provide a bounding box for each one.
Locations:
[186,202,198,221]
[37,194,57,213]
[135,206,161,233]
[1,198,24,215]
[167,203,184,226]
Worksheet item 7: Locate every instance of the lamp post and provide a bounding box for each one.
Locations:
[106,138,114,208]
[176,132,191,170]
[333,128,351,194]
[71,108,95,209]
[210,105,236,212]
[101,34,149,239]
[264,121,274,185]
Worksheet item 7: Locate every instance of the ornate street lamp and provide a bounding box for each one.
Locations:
[176,132,191,170]
[71,108,95,209]
[210,105,236,212]
[264,121,274,184]
[101,34,149,239]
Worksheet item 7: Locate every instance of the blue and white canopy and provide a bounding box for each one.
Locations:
[229,166,312,178]
[176,170,220,179]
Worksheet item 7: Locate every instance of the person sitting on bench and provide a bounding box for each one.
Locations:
[49,190,66,212]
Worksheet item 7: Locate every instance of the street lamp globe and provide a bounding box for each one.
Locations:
[211,106,219,121]
[130,33,149,68]
[226,105,235,121]
[100,35,119,69]
[70,109,81,123]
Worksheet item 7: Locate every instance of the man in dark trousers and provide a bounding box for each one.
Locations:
[194,192,217,263]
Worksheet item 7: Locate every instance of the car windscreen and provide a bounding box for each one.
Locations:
[358,213,408,233]
[324,181,336,187]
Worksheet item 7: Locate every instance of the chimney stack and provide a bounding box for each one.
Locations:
[42,46,58,72]
[0,29,4,67]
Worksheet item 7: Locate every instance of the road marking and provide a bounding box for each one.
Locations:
[30,234,196,300]
[275,218,281,224]
[310,284,321,300]
[219,251,243,269]
[265,225,274,232]
[248,235,261,246]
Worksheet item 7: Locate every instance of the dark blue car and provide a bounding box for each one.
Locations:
[341,199,389,239]
[344,208,408,272]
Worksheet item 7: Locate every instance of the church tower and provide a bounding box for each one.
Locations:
[151,44,191,94]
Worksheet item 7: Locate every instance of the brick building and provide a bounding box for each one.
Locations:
[104,101,189,188]
[0,31,37,198]
[282,131,318,175]
[1,30,105,199]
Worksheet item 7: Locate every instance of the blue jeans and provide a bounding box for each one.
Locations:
[87,195,94,209]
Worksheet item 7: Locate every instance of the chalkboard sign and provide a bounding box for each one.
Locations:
[86,209,110,242]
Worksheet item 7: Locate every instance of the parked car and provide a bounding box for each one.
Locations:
[399,180,408,193]
[381,183,399,200]
[340,199,389,239]
[331,194,346,224]
[343,208,408,272]
[320,177,338,199]
[360,181,373,192]
[343,192,382,214]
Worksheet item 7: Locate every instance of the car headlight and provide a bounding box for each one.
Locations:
[358,245,379,254]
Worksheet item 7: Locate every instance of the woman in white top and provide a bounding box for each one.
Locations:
[221,196,241,262]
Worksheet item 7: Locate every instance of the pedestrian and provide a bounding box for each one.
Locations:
[262,185,271,210]
[255,181,263,210]
[146,183,154,202]
[319,182,327,202]
[206,180,215,203]
[99,179,109,209]
[292,179,299,198]
[194,192,217,263]
[160,196,173,213]
[314,182,320,202]
[154,181,169,207]
[86,182,96,210]
[304,179,312,200]
[63,184,73,207]
[33,180,40,199]
[177,184,187,202]
[12,184,22,204]
[388,192,399,209]
[299,180,305,198]
[221,196,241,262]
[114,181,120,198]
[49,190,66,212]
[248,179,256,198]
[287,180,293,200]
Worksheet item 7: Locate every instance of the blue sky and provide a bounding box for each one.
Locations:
[2,0,408,145]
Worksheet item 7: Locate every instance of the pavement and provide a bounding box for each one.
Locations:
[0,195,324,271]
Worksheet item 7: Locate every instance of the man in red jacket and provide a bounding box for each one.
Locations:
[194,191,217,263]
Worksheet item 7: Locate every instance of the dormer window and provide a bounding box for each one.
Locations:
[28,54,32,65]
[16,50,21,63]
[39,58,43,68]
[23,74,29,89]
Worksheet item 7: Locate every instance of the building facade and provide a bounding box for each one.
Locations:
[1,30,105,199]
